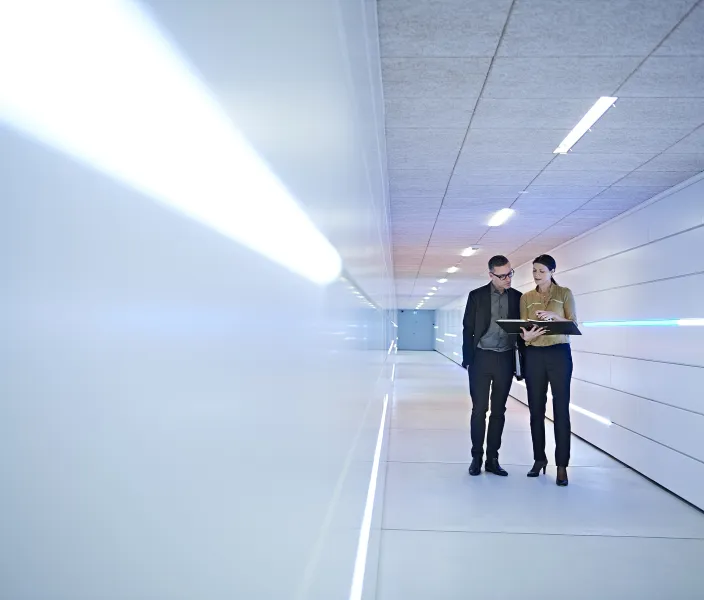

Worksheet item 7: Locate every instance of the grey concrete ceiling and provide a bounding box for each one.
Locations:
[379,0,704,308]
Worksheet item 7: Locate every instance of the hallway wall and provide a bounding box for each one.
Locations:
[0,1,393,598]
[436,173,704,509]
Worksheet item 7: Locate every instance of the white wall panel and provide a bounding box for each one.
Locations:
[0,1,394,599]
[609,356,704,415]
[441,173,704,509]
[576,273,704,321]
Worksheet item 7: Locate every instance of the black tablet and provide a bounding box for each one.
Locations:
[496,319,582,336]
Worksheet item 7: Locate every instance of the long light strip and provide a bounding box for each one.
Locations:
[554,97,618,154]
[582,318,704,327]
[0,0,341,285]
[349,393,388,600]
[570,404,612,426]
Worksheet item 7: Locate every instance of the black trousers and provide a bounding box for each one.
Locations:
[525,344,573,467]
[468,349,513,460]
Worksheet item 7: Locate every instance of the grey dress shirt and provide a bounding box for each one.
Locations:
[478,284,512,352]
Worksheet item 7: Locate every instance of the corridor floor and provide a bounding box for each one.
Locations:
[375,351,704,600]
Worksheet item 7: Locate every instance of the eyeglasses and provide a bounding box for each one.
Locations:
[490,269,514,280]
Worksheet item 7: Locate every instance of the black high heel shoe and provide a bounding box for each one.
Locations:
[556,467,568,487]
[527,460,548,477]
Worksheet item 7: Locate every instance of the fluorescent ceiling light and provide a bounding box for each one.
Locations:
[437,278,448,284]
[488,208,515,227]
[447,266,460,274]
[553,97,618,154]
[0,0,341,285]
[461,246,479,257]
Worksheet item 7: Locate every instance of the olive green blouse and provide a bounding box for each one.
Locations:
[519,282,577,347]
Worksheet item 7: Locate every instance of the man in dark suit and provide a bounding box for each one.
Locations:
[462,255,523,477]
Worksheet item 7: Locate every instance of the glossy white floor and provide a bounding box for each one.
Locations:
[375,351,704,600]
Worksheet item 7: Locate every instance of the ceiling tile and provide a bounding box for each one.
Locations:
[581,197,647,211]
[598,98,704,130]
[484,57,640,98]
[618,57,704,97]
[532,170,629,187]
[444,184,524,200]
[668,127,704,153]
[571,208,627,220]
[381,58,490,99]
[384,97,474,128]
[436,199,509,216]
[637,153,704,173]
[512,196,587,215]
[655,2,704,56]
[389,170,450,197]
[390,197,443,213]
[454,151,554,171]
[591,186,669,201]
[448,170,538,186]
[570,127,693,154]
[378,0,513,58]
[462,127,569,154]
[386,128,465,170]
[616,171,699,187]
[522,186,606,199]
[497,0,696,57]
[548,153,654,172]
[472,98,597,129]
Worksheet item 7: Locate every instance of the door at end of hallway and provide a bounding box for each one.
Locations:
[397,310,436,351]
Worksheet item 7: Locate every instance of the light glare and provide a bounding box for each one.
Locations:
[0,0,341,285]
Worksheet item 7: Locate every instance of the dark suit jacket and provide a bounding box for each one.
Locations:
[461,283,525,375]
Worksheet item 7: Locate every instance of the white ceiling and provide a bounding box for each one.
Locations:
[379,0,704,308]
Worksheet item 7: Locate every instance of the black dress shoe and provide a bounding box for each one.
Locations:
[527,460,548,477]
[484,458,508,476]
[468,457,482,476]
[556,467,569,487]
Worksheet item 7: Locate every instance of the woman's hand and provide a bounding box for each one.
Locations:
[535,310,561,321]
[521,325,546,342]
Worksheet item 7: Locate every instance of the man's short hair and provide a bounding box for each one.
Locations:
[488,255,510,271]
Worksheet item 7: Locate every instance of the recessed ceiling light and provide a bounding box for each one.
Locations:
[488,208,515,227]
[437,278,448,283]
[554,97,617,154]
[431,287,438,291]
[428,292,435,296]
[461,246,479,257]
[447,266,459,274]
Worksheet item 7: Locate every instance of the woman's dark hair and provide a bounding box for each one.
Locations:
[533,254,557,284]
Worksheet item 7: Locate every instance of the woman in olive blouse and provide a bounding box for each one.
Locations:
[519,254,577,487]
